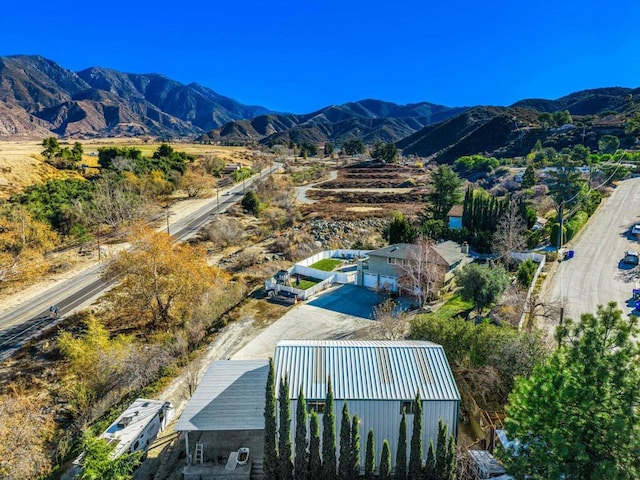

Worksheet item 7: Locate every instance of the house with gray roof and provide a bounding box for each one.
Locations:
[357,241,473,297]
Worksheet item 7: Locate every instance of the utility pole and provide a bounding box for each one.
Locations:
[216,185,220,215]
[557,200,565,339]
[97,224,101,261]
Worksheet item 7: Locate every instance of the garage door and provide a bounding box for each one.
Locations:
[363,273,378,288]
[379,275,398,292]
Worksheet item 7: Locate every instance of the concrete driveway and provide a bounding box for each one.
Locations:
[232,284,379,360]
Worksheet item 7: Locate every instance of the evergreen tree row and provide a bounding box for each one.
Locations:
[264,360,456,479]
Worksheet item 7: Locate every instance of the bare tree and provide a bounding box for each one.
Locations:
[493,201,527,268]
[525,293,562,331]
[370,299,410,340]
[396,238,441,308]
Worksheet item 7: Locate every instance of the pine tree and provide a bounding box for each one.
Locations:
[380,440,392,479]
[322,377,337,478]
[338,402,351,480]
[309,410,323,480]
[295,387,308,479]
[350,414,361,479]
[365,429,376,480]
[522,164,536,188]
[395,410,407,480]
[264,358,278,480]
[423,440,436,480]
[408,392,423,479]
[279,376,293,480]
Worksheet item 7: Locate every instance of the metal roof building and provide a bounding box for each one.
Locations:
[176,360,269,478]
[274,340,460,469]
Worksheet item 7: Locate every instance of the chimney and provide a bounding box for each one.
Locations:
[461,242,469,254]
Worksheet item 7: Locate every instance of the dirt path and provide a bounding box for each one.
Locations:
[294,170,338,204]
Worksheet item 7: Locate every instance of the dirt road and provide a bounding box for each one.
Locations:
[542,178,640,323]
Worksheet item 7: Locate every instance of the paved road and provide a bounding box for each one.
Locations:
[542,177,640,322]
[0,164,281,355]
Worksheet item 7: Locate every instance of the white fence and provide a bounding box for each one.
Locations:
[296,249,370,267]
[265,275,336,301]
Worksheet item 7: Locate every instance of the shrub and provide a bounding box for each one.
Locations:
[517,259,537,287]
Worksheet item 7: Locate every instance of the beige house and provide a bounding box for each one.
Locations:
[357,241,473,297]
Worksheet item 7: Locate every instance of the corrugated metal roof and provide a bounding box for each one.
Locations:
[176,360,269,432]
[274,340,459,402]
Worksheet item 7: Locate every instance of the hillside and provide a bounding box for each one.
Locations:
[0,55,268,139]
[199,99,468,146]
[400,88,640,162]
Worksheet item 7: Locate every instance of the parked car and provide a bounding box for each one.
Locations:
[632,224,640,236]
[623,250,639,265]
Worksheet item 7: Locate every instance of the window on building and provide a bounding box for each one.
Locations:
[308,401,326,414]
[400,400,415,415]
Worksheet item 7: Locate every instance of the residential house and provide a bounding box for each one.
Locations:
[448,204,464,230]
[357,241,473,296]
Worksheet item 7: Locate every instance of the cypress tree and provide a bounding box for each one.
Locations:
[380,440,392,479]
[264,358,278,480]
[395,410,407,480]
[365,429,375,480]
[350,414,361,479]
[322,377,337,478]
[434,420,448,479]
[408,392,423,479]
[444,434,456,480]
[338,402,351,480]
[279,376,293,480]
[295,387,308,479]
[309,410,323,480]
[423,440,436,480]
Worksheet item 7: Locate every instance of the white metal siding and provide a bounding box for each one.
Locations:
[289,398,458,470]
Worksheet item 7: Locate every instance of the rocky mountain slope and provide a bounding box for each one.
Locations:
[399,88,640,162]
[0,55,268,138]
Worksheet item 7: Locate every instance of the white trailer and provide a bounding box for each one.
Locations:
[101,398,174,458]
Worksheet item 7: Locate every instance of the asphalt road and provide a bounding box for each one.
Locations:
[0,164,281,351]
[542,177,640,322]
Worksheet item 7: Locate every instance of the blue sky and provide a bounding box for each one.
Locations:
[2,0,639,113]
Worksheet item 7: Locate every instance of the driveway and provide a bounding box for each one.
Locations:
[232,284,379,359]
[542,177,640,324]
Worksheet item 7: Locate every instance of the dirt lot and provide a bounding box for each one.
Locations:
[301,162,430,220]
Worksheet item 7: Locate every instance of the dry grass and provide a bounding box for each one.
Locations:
[0,140,255,200]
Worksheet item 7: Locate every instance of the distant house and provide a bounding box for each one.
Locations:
[357,241,473,296]
[274,340,460,470]
[223,163,243,173]
[447,204,464,230]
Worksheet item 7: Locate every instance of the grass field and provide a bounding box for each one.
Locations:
[425,293,474,322]
[309,258,343,271]
[0,140,254,199]
[295,277,321,290]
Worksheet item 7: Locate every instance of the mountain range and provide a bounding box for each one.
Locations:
[0,55,638,163]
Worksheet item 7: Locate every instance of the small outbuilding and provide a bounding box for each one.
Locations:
[176,360,269,480]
